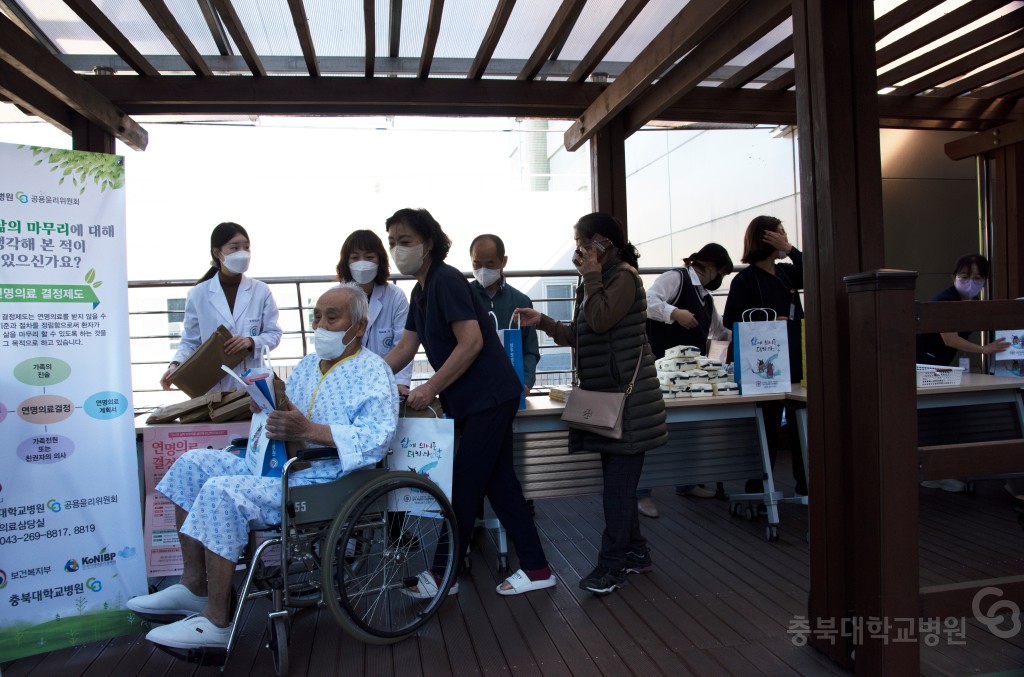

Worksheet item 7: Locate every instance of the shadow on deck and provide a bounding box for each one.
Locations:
[4,453,1024,676]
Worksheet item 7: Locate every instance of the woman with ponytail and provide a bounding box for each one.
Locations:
[160,222,282,394]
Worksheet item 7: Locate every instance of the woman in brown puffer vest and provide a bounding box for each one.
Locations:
[516,212,667,595]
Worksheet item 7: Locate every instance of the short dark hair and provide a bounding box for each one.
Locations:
[741,215,782,264]
[574,212,639,268]
[952,254,990,278]
[469,233,505,258]
[336,229,391,285]
[385,208,451,263]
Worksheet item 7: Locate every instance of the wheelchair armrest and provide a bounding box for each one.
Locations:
[295,447,340,462]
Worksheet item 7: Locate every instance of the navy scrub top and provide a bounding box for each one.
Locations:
[406,261,522,419]
[915,286,973,366]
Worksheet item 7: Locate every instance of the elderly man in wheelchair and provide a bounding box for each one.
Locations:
[128,283,411,654]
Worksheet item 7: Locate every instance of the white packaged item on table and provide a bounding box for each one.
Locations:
[687,384,713,397]
[688,369,709,383]
[713,382,739,396]
[670,372,691,386]
[660,385,675,399]
[655,356,677,371]
[665,345,700,358]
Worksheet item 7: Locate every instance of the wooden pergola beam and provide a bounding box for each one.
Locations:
[210,0,266,76]
[79,74,1024,130]
[0,60,73,134]
[287,0,320,77]
[890,29,1024,97]
[138,0,213,76]
[973,70,1024,100]
[197,0,231,55]
[719,36,791,89]
[518,0,586,81]
[563,0,747,151]
[879,6,1024,90]
[389,0,402,58]
[64,0,159,76]
[946,118,1024,160]
[468,0,516,80]
[0,13,147,151]
[623,0,789,134]
[417,0,444,78]
[364,0,375,77]
[875,0,1007,69]
[749,0,951,94]
[568,0,649,82]
[930,52,1024,98]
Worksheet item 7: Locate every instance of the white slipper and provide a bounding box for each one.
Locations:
[401,570,459,599]
[496,569,557,596]
[145,614,230,649]
[127,584,207,617]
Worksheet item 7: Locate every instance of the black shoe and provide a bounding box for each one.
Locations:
[579,565,626,594]
[624,548,653,575]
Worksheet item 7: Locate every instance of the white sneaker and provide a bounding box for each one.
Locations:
[920,479,966,493]
[146,614,230,649]
[127,584,207,617]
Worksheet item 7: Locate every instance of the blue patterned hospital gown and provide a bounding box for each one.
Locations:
[157,349,399,561]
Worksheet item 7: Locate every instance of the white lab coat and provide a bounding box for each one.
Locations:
[364,282,412,386]
[173,274,283,393]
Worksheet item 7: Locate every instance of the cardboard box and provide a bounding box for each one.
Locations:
[147,391,221,424]
[169,325,246,398]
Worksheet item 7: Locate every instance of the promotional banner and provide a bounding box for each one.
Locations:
[141,422,250,577]
[0,143,147,661]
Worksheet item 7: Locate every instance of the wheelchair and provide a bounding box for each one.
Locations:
[161,444,459,676]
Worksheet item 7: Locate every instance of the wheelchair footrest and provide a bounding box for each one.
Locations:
[153,642,228,667]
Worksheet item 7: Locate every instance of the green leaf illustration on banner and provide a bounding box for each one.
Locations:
[21,146,124,193]
[0,284,101,308]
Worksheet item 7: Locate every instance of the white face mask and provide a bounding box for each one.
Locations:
[313,326,357,361]
[473,267,501,288]
[349,260,378,285]
[222,250,251,274]
[390,244,426,276]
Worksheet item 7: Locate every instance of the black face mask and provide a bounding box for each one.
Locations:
[705,274,723,292]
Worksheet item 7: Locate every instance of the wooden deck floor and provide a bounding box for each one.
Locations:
[5,455,1024,677]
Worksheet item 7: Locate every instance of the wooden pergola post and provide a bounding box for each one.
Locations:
[589,114,628,228]
[791,0,888,670]
[71,112,116,154]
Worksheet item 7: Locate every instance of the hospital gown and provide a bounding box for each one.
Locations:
[157,348,399,561]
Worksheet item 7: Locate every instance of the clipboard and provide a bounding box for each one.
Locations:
[169,324,246,397]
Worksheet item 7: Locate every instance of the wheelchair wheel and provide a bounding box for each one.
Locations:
[267,614,289,676]
[322,471,458,645]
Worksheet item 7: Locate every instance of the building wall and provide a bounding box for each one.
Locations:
[879,128,979,300]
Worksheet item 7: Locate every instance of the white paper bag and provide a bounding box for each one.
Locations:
[386,414,455,512]
[733,308,791,394]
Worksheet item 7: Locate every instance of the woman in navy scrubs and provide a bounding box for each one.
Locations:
[383,208,555,598]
